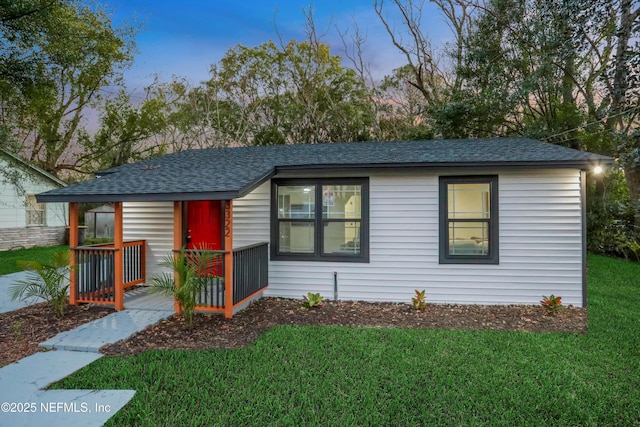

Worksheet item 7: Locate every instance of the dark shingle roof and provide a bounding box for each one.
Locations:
[37,138,613,202]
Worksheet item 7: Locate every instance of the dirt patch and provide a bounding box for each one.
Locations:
[102,297,587,356]
[0,303,113,367]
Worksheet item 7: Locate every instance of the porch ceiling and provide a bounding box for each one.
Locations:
[37,138,613,203]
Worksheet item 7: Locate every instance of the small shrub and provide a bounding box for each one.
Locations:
[302,292,324,308]
[8,250,72,316]
[151,248,222,327]
[541,294,563,314]
[83,237,113,245]
[411,289,427,312]
[11,321,23,342]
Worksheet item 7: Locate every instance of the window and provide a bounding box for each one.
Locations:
[439,176,498,264]
[26,195,46,226]
[272,179,369,262]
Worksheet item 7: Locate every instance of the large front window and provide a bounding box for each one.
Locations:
[439,176,498,264]
[272,179,369,262]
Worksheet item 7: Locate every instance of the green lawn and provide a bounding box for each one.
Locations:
[0,245,69,275]
[53,255,640,426]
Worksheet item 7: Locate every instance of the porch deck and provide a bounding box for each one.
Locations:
[124,286,173,311]
[71,241,269,317]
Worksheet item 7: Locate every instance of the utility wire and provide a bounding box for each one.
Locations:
[541,104,640,141]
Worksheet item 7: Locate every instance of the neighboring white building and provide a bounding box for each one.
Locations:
[0,149,67,251]
[38,138,612,311]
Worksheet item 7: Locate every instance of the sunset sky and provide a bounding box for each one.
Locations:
[109,0,450,90]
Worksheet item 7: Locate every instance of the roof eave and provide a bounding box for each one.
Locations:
[236,168,276,198]
[36,157,614,203]
[37,190,241,204]
[275,159,614,174]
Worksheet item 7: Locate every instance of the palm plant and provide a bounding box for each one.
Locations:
[151,248,222,327]
[9,250,72,317]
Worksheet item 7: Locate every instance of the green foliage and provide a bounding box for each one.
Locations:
[411,289,427,311]
[52,255,640,425]
[302,292,324,308]
[80,89,168,170]
[201,40,376,146]
[151,249,222,327]
[0,0,138,176]
[82,237,113,245]
[0,245,69,275]
[8,250,72,316]
[540,294,563,314]
[587,167,640,260]
[11,321,24,342]
[375,64,435,141]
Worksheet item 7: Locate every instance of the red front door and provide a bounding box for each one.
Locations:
[186,200,223,250]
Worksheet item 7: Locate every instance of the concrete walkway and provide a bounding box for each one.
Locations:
[41,308,173,352]
[0,271,44,313]
[0,287,174,426]
[0,351,134,427]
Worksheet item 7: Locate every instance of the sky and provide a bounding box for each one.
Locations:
[108,0,451,91]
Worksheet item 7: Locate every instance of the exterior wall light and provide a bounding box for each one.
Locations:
[593,165,603,175]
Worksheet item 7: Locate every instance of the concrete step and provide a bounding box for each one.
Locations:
[40,309,173,352]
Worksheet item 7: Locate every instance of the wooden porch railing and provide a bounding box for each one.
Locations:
[233,242,269,305]
[176,242,269,314]
[73,240,146,305]
[175,249,227,309]
[122,240,146,288]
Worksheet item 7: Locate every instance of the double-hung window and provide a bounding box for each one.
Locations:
[439,176,498,264]
[26,195,46,226]
[271,178,369,262]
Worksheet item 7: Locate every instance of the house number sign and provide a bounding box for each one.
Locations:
[224,201,232,237]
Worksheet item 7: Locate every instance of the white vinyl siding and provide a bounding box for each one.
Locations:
[121,190,273,280]
[232,182,270,248]
[251,170,584,307]
[0,157,67,229]
[123,169,584,306]
[123,201,174,278]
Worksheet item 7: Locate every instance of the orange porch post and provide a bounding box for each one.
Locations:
[224,200,233,319]
[173,201,183,315]
[68,202,79,305]
[114,202,124,311]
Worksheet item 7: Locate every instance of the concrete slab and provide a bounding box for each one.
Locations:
[40,309,173,352]
[124,286,174,311]
[0,350,135,427]
[0,351,103,398]
[0,271,45,313]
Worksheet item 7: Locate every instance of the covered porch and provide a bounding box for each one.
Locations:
[66,200,268,318]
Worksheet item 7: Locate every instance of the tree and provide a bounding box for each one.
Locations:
[458,0,640,220]
[77,89,168,171]
[194,39,375,146]
[376,64,435,140]
[375,0,640,230]
[373,0,481,138]
[0,0,136,177]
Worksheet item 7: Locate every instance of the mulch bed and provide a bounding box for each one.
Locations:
[0,303,113,367]
[0,298,587,365]
[101,297,587,356]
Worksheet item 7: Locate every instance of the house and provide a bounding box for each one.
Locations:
[0,149,67,251]
[36,138,613,316]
